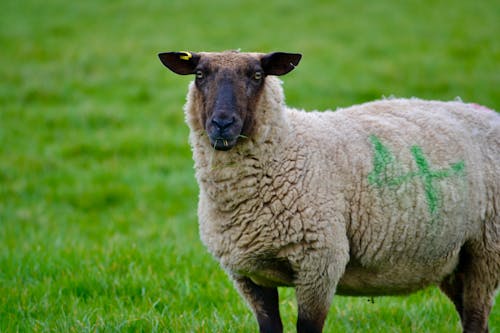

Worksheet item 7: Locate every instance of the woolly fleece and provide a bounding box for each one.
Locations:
[184,74,499,330]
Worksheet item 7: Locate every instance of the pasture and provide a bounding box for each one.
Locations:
[1,0,499,331]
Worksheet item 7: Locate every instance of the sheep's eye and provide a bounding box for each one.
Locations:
[196,70,204,79]
[253,71,262,81]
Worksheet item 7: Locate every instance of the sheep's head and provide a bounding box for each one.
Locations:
[158,51,301,151]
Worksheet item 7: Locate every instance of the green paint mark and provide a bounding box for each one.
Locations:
[368,135,466,215]
[367,135,396,187]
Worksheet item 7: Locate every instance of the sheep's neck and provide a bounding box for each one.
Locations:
[194,129,283,207]
[197,121,296,212]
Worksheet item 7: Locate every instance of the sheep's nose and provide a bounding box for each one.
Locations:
[212,117,235,130]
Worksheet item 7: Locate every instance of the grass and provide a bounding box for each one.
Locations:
[1,0,499,331]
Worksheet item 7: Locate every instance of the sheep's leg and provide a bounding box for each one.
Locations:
[461,273,495,333]
[459,248,500,333]
[232,275,283,333]
[439,247,468,323]
[294,248,349,333]
[295,279,332,333]
[439,272,465,323]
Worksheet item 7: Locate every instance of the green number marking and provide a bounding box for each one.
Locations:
[368,135,465,215]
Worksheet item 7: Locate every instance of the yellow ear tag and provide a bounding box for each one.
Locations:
[179,51,192,61]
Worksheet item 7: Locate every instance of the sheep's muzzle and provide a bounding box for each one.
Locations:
[205,79,245,151]
[207,113,242,151]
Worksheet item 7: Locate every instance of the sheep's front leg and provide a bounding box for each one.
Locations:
[232,274,283,333]
[294,247,349,333]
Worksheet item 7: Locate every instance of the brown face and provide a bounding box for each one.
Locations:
[158,51,302,151]
[194,54,265,150]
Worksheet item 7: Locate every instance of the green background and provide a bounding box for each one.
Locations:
[1,0,499,331]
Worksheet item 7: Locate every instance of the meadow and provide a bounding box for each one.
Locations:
[1,0,499,331]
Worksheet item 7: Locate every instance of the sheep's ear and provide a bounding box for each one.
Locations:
[261,52,302,76]
[158,51,200,75]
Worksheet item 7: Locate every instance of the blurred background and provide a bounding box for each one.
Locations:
[1,0,499,331]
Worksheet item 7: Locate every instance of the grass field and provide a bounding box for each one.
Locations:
[1,0,499,331]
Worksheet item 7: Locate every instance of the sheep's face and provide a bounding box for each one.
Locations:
[159,51,301,151]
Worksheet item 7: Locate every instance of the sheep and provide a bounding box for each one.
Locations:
[158,50,500,333]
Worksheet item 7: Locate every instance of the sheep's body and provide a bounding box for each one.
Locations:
[190,77,498,287]
[188,78,500,330]
[160,50,499,332]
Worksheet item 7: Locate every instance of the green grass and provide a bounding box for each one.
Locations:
[1,0,499,331]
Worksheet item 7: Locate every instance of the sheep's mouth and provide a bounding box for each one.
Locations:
[206,121,243,151]
[209,136,238,151]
